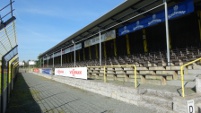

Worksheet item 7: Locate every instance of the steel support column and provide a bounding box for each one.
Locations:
[99,30,102,66]
[164,0,170,65]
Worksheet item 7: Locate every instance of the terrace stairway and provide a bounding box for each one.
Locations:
[167,65,201,88]
[138,88,178,113]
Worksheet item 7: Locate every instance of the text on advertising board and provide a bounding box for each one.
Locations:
[70,69,82,76]
[57,69,64,75]
[55,67,87,80]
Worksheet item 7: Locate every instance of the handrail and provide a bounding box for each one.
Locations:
[180,57,201,97]
[88,64,137,88]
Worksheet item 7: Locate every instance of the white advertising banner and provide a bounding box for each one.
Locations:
[102,30,116,42]
[39,68,42,74]
[55,67,87,80]
[54,51,61,57]
[64,43,82,54]
[84,30,116,47]
[29,61,36,65]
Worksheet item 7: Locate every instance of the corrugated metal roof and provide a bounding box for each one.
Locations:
[39,0,201,58]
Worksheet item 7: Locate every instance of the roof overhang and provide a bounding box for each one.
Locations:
[39,0,201,58]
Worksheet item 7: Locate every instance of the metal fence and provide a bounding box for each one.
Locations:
[0,1,18,113]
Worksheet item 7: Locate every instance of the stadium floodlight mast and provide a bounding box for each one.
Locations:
[163,0,170,65]
[72,40,76,67]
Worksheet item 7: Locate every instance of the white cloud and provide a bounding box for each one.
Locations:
[21,8,60,17]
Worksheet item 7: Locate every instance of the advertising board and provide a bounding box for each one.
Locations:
[33,68,40,73]
[55,67,87,80]
[42,68,52,75]
[118,0,194,36]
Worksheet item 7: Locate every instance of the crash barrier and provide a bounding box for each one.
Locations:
[34,60,201,99]
[88,64,180,86]
[87,65,137,88]
[33,68,53,75]
[33,66,137,88]
[180,57,201,97]
[34,64,181,88]
[33,67,88,80]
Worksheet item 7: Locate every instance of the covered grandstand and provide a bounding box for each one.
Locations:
[39,0,201,67]
[36,0,201,112]
[38,0,201,96]
[0,1,18,113]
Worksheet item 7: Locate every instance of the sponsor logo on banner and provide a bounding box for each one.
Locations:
[118,0,194,36]
[63,43,82,54]
[70,69,82,76]
[102,30,116,42]
[168,5,186,19]
[133,21,144,31]
[54,52,61,57]
[55,67,87,80]
[42,68,52,75]
[84,30,116,47]
[148,14,162,26]
[121,26,130,35]
[57,69,64,74]
[84,40,91,47]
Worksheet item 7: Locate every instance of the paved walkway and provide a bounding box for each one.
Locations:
[6,72,154,113]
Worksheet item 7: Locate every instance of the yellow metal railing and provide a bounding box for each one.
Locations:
[0,61,1,95]
[180,57,201,97]
[103,66,106,83]
[88,65,137,88]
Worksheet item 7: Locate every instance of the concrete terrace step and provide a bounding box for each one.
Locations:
[140,94,173,109]
[192,65,201,69]
[185,69,201,75]
[35,72,201,113]
[138,101,174,113]
[138,88,179,100]
[137,88,178,112]
[167,80,195,88]
[177,74,197,81]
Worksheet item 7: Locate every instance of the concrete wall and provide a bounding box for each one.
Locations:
[196,77,201,94]
[52,75,141,105]
[35,73,201,113]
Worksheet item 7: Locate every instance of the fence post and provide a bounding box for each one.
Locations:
[180,66,185,97]
[134,65,137,88]
[104,66,106,83]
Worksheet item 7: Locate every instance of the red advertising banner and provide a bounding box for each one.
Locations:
[33,68,40,73]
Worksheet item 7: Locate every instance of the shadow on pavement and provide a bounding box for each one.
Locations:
[6,73,42,113]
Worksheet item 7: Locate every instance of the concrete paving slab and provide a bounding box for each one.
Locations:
[6,72,154,113]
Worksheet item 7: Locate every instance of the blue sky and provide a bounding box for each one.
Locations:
[10,0,125,61]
